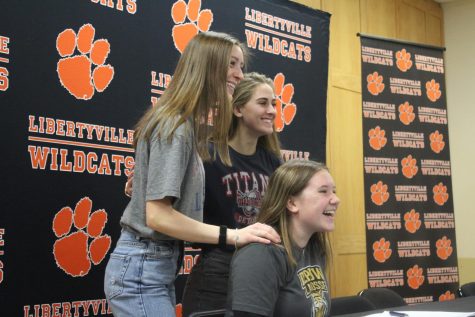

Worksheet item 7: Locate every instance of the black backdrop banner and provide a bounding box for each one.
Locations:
[360,35,459,304]
[0,1,329,316]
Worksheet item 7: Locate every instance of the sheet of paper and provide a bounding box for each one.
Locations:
[360,311,475,317]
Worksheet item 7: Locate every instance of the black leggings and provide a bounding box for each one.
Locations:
[181,248,233,317]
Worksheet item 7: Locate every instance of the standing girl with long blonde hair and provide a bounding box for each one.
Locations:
[104,32,279,317]
[182,72,282,316]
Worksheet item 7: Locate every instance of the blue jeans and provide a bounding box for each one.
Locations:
[182,248,233,316]
[104,230,179,317]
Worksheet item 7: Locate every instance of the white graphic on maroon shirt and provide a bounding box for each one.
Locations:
[223,171,269,226]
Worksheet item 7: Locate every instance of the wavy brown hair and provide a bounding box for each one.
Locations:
[257,159,332,266]
[230,72,281,157]
[133,31,247,165]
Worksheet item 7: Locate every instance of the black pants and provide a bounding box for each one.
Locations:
[182,248,233,317]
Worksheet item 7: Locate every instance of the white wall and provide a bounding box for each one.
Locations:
[443,0,475,283]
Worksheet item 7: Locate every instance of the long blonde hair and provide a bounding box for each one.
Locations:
[133,31,246,164]
[230,72,281,157]
[257,159,332,266]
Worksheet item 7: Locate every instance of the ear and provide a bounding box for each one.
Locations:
[286,196,298,214]
[233,105,243,118]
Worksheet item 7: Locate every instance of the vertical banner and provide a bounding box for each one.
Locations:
[360,35,459,303]
[0,1,329,316]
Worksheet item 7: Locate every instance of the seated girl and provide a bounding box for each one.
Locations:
[226,159,340,317]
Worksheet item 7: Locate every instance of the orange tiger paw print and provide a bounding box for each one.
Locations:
[171,0,213,53]
[370,181,390,206]
[396,49,413,72]
[426,79,442,102]
[398,101,415,125]
[433,182,449,206]
[373,238,392,263]
[273,73,297,132]
[436,236,453,260]
[56,24,114,100]
[176,303,182,317]
[368,126,387,150]
[367,71,385,96]
[439,291,455,301]
[52,197,111,277]
[403,209,421,234]
[429,130,445,154]
[407,265,425,290]
[401,155,418,179]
